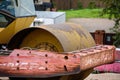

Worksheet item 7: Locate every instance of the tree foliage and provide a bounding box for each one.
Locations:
[101,0,120,47]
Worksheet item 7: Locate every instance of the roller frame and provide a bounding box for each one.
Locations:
[0,45,115,79]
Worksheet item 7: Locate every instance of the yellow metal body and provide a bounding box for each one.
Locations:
[0,16,35,44]
[8,23,95,52]
[0,28,4,32]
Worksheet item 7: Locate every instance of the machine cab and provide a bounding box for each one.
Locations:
[0,0,15,29]
[0,0,36,45]
[0,0,36,27]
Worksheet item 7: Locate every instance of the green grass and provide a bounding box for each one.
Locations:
[59,9,108,19]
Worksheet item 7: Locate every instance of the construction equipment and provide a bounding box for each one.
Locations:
[0,0,95,51]
[0,0,115,80]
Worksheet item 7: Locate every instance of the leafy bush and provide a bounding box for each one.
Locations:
[101,0,120,47]
[88,1,97,9]
[78,0,83,9]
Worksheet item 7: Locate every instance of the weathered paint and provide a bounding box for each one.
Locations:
[0,16,35,44]
[8,23,95,52]
[0,45,115,79]
[94,48,120,73]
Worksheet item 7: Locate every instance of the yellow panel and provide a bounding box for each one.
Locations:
[0,16,35,44]
[0,21,15,44]
[15,16,35,33]
[0,28,4,32]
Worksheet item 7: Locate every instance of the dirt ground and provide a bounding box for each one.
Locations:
[85,73,120,80]
[0,73,120,80]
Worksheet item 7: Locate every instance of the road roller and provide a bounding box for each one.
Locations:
[0,0,115,80]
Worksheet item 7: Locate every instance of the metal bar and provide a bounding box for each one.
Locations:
[0,45,115,78]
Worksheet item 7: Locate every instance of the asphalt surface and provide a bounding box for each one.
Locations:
[67,18,115,33]
[0,73,120,80]
[85,73,120,80]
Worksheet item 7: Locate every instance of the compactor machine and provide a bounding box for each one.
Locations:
[0,0,115,80]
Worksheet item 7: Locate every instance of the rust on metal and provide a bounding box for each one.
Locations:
[76,45,115,70]
[94,48,120,73]
[94,30,105,44]
[0,45,115,78]
[8,23,96,52]
[0,52,80,77]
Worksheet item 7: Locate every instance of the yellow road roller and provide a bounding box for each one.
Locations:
[0,0,95,51]
[0,0,109,80]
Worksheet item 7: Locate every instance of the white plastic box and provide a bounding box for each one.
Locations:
[31,11,66,26]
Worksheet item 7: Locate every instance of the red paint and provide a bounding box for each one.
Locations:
[0,45,115,77]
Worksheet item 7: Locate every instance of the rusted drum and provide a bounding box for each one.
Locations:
[8,23,95,52]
